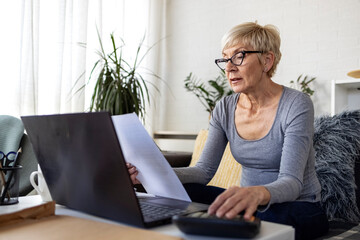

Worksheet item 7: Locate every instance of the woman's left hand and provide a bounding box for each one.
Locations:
[207,186,270,220]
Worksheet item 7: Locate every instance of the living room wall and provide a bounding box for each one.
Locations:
[153,0,360,151]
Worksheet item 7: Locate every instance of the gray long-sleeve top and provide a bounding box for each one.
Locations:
[174,86,321,209]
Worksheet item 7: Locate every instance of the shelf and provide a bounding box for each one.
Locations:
[153,131,198,140]
[333,79,360,89]
[153,131,198,152]
[331,79,360,115]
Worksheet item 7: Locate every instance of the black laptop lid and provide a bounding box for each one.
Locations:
[21,112,145,227]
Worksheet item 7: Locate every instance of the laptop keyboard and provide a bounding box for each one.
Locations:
[139,200,185,220]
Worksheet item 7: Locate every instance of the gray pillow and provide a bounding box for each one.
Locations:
[314,110,360,222]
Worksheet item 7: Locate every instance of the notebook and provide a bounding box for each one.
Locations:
[21,112,208,228]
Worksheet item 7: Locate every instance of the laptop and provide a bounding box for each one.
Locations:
[21,112,208,228]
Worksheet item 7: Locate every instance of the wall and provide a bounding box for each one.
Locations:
[153,0,360,151]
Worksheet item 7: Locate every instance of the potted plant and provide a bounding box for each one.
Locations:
[184,71,233,113]
[80,32,159,121]
[290,74,316,96]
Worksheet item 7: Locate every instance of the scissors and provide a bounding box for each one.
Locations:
[0,151,18,168]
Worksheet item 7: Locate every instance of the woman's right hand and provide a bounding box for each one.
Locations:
[126,162,141,185]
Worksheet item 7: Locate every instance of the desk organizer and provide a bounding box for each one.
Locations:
[0,165,22,205]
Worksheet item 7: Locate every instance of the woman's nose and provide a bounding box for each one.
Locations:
[225,60,236,72]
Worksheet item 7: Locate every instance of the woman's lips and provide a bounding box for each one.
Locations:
[230,78,242,84]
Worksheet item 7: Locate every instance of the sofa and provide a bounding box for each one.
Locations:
[162,110,360,240]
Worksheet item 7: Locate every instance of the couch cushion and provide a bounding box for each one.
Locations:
[190,129,242,189]
[162,151,192,167]
[314,110,360,222]
[316,221,360,240]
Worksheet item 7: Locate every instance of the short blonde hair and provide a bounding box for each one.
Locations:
[221,22,282,77]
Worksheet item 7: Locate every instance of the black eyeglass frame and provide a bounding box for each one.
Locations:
[215,50,263,71]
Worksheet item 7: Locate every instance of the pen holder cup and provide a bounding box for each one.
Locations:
[0,165,22,205]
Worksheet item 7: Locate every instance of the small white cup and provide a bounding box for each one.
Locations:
[30,165,52,202]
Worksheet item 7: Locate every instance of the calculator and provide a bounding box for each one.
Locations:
[172,210,261,238]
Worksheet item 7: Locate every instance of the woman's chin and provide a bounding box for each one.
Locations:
[231,85,246,93]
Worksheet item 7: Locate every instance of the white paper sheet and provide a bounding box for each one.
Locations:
[112,113,191,202]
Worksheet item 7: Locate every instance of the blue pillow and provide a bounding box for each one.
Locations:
[314,110,360,222]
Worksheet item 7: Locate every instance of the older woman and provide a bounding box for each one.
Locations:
[128,22,329,239]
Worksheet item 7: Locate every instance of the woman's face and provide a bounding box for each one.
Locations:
[222,43,265,94]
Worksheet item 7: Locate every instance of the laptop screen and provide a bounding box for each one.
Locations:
[22,112,145,226]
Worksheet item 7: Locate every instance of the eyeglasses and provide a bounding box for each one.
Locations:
[0,151,17,168]
[215,50,263,71]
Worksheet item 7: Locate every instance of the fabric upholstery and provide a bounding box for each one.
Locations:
[0,116,37,196]
[17,134,38,196]
[162,151,192,167]
[189,129,242,189]
[0,115,24,154]
[314,110,360,222]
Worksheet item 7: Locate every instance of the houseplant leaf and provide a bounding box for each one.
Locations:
[73,30,162,122]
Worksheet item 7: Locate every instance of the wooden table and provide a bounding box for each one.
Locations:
[0,195,294,240]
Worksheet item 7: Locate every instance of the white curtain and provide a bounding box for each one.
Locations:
[0,0,165,131]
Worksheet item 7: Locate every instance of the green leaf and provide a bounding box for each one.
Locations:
[72,30,164,122]
[184,71,233,113]
[290,74,316,96]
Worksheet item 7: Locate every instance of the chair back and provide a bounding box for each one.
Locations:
[0,115,24,154]
[0,115,37,196]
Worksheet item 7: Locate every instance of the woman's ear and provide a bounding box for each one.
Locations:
[263,51,275,73]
